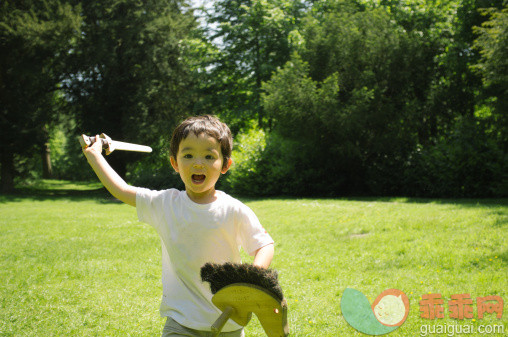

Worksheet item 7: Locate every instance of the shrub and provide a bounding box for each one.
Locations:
[405,116,507,197]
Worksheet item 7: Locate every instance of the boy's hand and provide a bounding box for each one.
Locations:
[81,134,137,207]
[82,135,103,157]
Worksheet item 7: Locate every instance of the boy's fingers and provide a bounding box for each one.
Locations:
[93,135,103,151]
[82,135,103,153]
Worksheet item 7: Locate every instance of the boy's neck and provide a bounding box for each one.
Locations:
[185,187,218,204]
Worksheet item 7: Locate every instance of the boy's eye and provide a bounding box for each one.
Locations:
[205,155,215,160]
[183,154,193,159]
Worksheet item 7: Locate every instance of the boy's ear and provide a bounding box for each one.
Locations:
[170,156,179,172]
[221,158,233,174]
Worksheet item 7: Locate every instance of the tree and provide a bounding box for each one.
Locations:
[0,0,81,192]
[255,0,506,197]
[262,6,434,195]
[200,0,306,131]
[67,0,196,179]
[473,6,508,147]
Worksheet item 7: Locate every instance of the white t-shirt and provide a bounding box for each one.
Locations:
[136,188,274,332]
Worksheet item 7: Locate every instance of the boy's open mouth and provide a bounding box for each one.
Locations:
[192,174,206,184]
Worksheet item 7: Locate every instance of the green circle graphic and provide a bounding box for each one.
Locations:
[341,288,407,335]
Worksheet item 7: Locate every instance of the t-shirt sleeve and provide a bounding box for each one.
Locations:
[236,203,274,256]
[136,188,175,230]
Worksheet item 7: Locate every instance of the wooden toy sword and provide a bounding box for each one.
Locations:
[79,133,152,155]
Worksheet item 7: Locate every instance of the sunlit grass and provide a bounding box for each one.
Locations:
[1,181,506,336]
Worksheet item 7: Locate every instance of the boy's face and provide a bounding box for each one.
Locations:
[170,132,232,204]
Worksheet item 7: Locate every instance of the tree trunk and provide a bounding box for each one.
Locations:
[255,31,263,129]
[1,149,15,193]
[41,133,53,179]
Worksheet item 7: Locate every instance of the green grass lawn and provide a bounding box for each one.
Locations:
[1,180,507,336]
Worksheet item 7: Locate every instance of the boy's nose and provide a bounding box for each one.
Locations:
[193,161,204,168]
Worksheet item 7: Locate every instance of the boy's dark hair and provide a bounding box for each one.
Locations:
[170,115,233,169]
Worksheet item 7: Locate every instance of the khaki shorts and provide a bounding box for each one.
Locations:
[161,317,245,337]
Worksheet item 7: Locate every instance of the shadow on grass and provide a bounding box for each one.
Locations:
[343,196,508,207]
[3,180,507,209]
[0,180,122,204]
[238,195,508,208]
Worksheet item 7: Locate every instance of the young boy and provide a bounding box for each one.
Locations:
[82,115,275,337]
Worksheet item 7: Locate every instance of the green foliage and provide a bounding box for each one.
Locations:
[222,126,271,195]
[197,0,306,130]
[0,0,82,191]
[127,149,184,191]
[473,6,508,147]
[261,8,427,195]
[48,120,95,181]
[473,7,508,88]
[227,126,267,178]
[405,116,507,197]
[69,0,196,177]
[3,0,506,198]
[223,124,343,196]
[253,1,507,197]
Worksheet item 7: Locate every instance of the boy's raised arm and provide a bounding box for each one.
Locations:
[82,135,138,207]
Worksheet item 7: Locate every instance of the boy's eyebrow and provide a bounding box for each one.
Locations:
[180,147,219,153]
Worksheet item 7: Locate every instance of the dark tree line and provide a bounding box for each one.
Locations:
[1,0,506,197]
[1,0,194,192]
